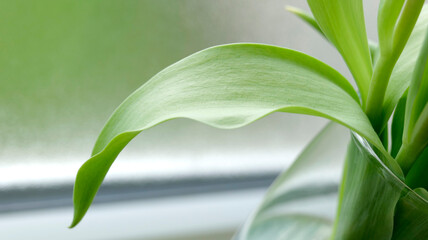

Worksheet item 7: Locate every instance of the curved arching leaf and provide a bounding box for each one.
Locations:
[307,0,372,103]
[332,134,403,240]
[70,43,383,227]
[235,122,349,240]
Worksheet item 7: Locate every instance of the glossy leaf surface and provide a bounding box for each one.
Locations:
[235,123,349,240]
[71,43,384,227]
[331,134,402,240]
[333,132,428,240]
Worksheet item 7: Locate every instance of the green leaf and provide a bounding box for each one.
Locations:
[285,6,325,39]
[381,6,428,128]
[396,104,428,173]
[404,25,428,144]
[369,41,380,66]
[331,134,403,240]
[365,1,424,133]
[408,104,428,159]
[286,5,379,68]
[235,122,349,240]
[378,0,405,55]
[392,188,428,239]
[391,93,407,158]
[307,0,372,103]
[412,83,428,132]
[286,5,379,69]
[71,43,383,227]
[378,0,424,57]
[380,127,389,150]
[406,147,428,189]
[389,6,428,172]
[391,0,424,59]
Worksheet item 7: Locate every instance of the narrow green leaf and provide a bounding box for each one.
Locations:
[286,5,379,68]
[404,26,428,144]
[410,103,428,152]
[377,0,405,54]
[406,147,428,189]
[235,122,349,240]
[380,127,389,150]
[381,6,428,128]
[392,0,425,58]
[415,188,428,201]
[71,43,383,227]
[397,104,428,173]
[307,0,372,103]
[391,93,407,158]
[365,1,423,132]
[412,81,428,129]
[285,6,325,39]
[369,41,380,66]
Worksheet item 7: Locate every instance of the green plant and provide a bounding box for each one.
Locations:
[70,1,428,239]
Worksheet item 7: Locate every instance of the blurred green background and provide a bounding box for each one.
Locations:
[1,0,349,166]
[1,1,210,162]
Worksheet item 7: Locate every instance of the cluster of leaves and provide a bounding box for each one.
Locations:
[70,0,428,238]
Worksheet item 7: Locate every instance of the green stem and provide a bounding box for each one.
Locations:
[392,0,424,55]
[403,28,428,144]
[365,55,397,133]
[395,143,422,174]
[365,0,424,133]
[411,104,428,149]
[380,125,389,149]
[396,104,428,173]
[405,147,428,189]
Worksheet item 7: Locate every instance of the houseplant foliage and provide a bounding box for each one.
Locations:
[235,122,349,240]
[70,0,428,239]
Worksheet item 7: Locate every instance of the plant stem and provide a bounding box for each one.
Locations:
[365,55,397,133]
[365,0,424,133]
[412,104,428,150]
[396,104,428,173]
[395,143,422,174]
[392,0,424,55]
[403,28,428,144]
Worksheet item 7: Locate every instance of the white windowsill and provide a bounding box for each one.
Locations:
[0,188,266,240]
